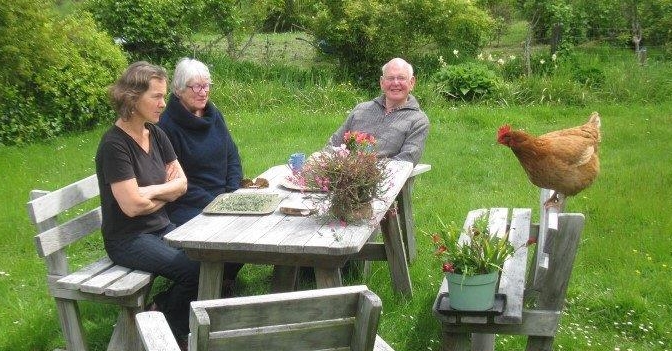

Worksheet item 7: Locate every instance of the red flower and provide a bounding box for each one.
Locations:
[442,263,455,273]
[526,237,537,246]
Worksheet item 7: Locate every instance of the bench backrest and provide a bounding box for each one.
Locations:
[26,174,101,276]
[187,285,382,351]
[528,189,584,309]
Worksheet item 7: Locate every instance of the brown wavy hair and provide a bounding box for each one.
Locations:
[108,61,168,121]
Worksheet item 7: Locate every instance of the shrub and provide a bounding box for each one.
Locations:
[433,62,501,101]
[0,0,127,145]
[572,66,606,88]
[85,0,193,61]
[301,0,493,89]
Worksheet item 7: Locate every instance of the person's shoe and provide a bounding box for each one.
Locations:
[144,301,160,312]
[177,338,188,351]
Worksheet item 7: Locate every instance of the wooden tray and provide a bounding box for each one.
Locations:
[203,193,282,215]
[435,292,506,317]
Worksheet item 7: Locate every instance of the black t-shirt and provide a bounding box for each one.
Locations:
[95,123,177,241]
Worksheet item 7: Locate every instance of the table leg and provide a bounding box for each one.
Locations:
[380,208,412,297]
[396,177,417,263]
[314,268,342,288]
[198,261,223,300]
[271,265,299,292]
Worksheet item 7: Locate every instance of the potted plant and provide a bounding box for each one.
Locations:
[429,215,534,311]
[297,131,391,223]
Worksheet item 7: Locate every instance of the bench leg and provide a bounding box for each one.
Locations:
[440,325,470,351]
[471,333,495,351]
[380,208,412,297]
[54,298,88,351]
[396,178,417,263]
[526,336,555,351]
[107,306,143,351]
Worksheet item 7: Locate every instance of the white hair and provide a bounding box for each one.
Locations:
[171,58,211,93]
[381,58,414,77]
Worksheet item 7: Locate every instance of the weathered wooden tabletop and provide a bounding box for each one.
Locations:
[164,160,414,299]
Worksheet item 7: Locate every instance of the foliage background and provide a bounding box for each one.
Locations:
[1,0,672,350]
[0,0,126,145]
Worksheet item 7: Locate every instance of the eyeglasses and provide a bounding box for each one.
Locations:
[186,83,211,93]
[383,75,409,83]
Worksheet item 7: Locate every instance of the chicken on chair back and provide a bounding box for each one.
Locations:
[497,112,601,211]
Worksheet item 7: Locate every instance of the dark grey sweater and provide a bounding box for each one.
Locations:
[328,94,429,165]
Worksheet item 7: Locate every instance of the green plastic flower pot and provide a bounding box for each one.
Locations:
[446,271,499,311]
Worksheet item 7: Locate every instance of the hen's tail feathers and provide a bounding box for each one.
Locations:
[588,111,601,142]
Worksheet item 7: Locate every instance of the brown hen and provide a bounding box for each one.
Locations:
[497,112,601,210]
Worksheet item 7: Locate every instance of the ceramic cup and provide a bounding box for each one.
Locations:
[288,152,306,172]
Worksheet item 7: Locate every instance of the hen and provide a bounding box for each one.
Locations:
[497,112,601,210]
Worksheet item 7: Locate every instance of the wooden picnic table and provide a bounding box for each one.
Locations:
[163,160,415,300]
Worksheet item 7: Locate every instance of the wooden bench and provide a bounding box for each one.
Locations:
[135,285,395,351]
[27,174,154,351]
[432,189,584,351]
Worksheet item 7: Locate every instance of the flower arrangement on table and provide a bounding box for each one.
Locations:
[430,215,535,276]
[296,131,391,223]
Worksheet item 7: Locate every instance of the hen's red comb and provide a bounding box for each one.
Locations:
[497,124,512,138]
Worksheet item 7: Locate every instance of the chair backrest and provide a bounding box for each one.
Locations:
[188,285,382,351]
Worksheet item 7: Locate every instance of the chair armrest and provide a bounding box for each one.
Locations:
[135,311,181,351]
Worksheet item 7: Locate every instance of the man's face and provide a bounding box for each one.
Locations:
[379,63,415,106]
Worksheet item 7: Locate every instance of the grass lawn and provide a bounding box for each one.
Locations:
[1,99,671,350]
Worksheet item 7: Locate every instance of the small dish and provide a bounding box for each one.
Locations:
[279,178,322,192]
[279,206,315,216]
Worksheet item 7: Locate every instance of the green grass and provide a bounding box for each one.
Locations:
[2,100,671,350]
[2,31,672,350]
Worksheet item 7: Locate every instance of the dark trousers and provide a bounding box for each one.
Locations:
[104,224,199,339]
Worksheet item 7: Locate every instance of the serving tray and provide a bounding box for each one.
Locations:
[203,193,282,215]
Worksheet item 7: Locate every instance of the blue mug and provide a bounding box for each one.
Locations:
[288,153,306,172]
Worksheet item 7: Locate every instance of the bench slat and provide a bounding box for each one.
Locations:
[136,311,182,351]
[26,174,99,224]
[80,265,132,294]
[495,208,531,324]
[105,270,153,297]
[55,257,114,289]
[34,207,102,258]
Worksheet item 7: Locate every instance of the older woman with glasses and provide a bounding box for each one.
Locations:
[158,58,243,295]
[327,57,430,165]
